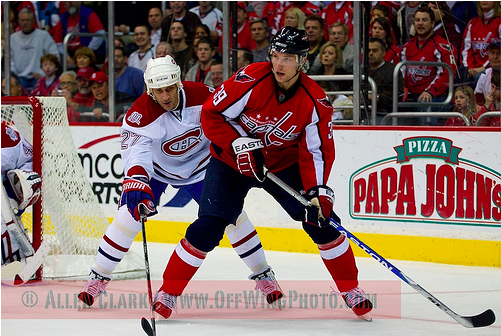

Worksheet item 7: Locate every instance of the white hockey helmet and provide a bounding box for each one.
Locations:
[144,56,182,94]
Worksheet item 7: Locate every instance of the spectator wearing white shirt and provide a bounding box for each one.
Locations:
[148,7,163,47]
[189,1,223,42]
[128,24,155,72]
[10,8,59,93]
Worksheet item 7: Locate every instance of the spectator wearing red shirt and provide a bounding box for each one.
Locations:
[461,2,501,81]
[322,1,354,42]
[474,74,501,126]
[401,6,457,124]
[217,2,256,53]
[445,86,478,126]
[428,2,462,63]
[73,66,95,112]
[32,54,61,96]
[262,1,286,36]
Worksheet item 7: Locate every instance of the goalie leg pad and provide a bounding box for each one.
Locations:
[1,185,34,258]
[2,224,22,264]
[225,211,267,273]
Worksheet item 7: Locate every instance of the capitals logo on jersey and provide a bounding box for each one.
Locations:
[162,127,203,156]
[317,96,332,108]
[234,67,255,83]
[408,57,431,83]
[240,112,299,147]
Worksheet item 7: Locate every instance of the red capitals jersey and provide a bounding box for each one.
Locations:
[384,44,401,64]
[461,16,501,68]
[201,62,335,191]
[262,2,286,36]
[401,34,457,97]
[322,1,354,41]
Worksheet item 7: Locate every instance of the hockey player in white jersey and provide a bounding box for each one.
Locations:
[1,122,41,266]
[78,56,283,306]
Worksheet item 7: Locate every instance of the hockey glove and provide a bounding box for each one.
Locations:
[7,169,41,211]
[232,137,267,182]
[122,176,156,221]
[304,185,335,228]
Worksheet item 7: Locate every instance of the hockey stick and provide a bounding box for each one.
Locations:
[265,171,496,328]
[13,240,51,285]
[139,206,156,336]
[13,240,50,285]
[1,261,23,279]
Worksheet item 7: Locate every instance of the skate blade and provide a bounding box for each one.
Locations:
[357,312,372,322]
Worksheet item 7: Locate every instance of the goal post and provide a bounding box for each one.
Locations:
[1,96,144,280]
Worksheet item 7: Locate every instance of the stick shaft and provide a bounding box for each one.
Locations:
[140,214,156,335]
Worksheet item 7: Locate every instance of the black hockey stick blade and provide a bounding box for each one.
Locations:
[141,317,154,336]
[468,309,495,328]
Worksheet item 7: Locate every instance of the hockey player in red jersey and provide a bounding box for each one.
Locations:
[77,56,283,307]
[153,27,373,321]
[401,6,458,124]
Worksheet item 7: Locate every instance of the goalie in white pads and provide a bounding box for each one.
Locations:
[78,56,283,307]
[1,122,41,267]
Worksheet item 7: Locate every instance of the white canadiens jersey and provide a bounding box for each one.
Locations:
[121,82,214,186]
[1,122,33,179]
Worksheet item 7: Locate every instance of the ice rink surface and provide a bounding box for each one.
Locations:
[2,241,500,336]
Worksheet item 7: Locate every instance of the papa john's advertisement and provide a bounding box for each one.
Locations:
[329,128,500,237]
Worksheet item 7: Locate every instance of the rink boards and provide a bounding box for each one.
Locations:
[70,124,501,267]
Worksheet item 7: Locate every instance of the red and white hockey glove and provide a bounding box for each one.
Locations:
[232,137,267,182]
[304,185,335,228]
[122,176,156,221]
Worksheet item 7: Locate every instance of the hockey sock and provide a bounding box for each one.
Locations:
[161,238,206,296]
[225,211,267,273]
[94,206,140,277]
[319,235,359,293]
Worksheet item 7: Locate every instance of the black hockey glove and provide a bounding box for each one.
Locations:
[231,137,267,182]
[304,185,335,228]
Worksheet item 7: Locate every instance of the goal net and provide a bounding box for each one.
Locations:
[1,97,144,279]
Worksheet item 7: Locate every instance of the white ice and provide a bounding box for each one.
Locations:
[2,241,500,336]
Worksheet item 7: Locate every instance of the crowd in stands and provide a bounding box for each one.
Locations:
[1,1,500,126]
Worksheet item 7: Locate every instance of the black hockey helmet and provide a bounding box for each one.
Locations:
[270,26,310,62]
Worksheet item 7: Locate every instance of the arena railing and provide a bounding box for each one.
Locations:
[309,74,378,125]
[392,61,454,125]
[380,112,471,126]
[474,111,501,126]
